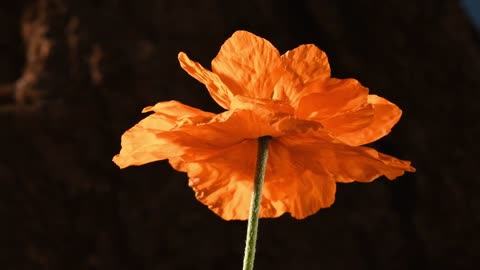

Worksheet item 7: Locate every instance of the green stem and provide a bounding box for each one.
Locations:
[242,136,271,270]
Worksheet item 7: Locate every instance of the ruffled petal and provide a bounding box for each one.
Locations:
[263,139,337,219]
[112,101,218,168]
[296,78,369,120]
[273,44,331,105]
[178,52,232,109]
[279,131,415,184]
[334,95,403,146]
[320,103,374,135]
[227,95,322,139]
[171,138,336,220]
[281,44,330,83]
[322,145,416,182]
[142,100,215,125]
[113,99,322,169]
[170,140,257,220]
[211,31,282,99]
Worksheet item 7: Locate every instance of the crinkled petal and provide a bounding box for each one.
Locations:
[113,101,219,168]
[170,140,257,220]
[178,52,232,109]
[227,95,323,139]
[322,145,416,182]
[279,131,415,184]
[335,95,403,146]
[273,44,331,105]
[171,139,336,220]
[113,99,322,169]
[320,103,374,136]
[296,78,369,120]
[142,100,215,126]
[263,139,336,219]
[211,30,282,99]
[281,44,330,83]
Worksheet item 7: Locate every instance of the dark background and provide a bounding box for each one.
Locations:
[1,0,479,269]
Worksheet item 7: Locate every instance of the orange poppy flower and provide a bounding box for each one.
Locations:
[113,30,415,220]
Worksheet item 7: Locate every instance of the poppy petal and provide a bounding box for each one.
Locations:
[281,44,331,83]
[334,95,403,146]
[113,99,322,169]
[296,78,369,120]
[171,139,336,220]
[320,103,375,137]
[322,145,416,183]
[211,31,282,99]
[142,100,215,124]
[228,95,322,139]
[279,132,415,184]
[170,140,257,220]
[273,44,331,105]
[178,52,232,109]
[112,101,218,168]
[263,139,337,219]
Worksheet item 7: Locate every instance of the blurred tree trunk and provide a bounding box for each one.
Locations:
[1,0,479,269]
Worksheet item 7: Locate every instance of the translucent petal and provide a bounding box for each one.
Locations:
[335,95,402,146]
[279,131,415,184]
[171,139,336,220]
[320,103,375,135]
[113,101,219,168]
[211,31,282,99]
[178,52,232,109]
[113,99,322,169]
[296,78,369,120]
[273,44,331,105]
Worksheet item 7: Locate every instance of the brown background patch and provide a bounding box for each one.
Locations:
[0,0,478,269]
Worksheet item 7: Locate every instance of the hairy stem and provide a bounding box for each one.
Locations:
[242,136,271,270]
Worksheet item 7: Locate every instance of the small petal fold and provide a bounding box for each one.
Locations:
[320,104,374,136]
[296,78,369,120]
[178,52,232,109]
[334,95,403,146]
[273,44,331,105]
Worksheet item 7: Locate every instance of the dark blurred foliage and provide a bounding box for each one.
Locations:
[0,0,479,269]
